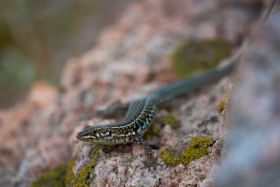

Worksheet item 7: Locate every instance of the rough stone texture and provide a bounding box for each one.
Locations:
[0,81,59,186]
[215,11,280,187]
[0,0,270,186]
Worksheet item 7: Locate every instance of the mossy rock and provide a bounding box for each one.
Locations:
[180,136,214,166]
[160,148,181,165]
[170,39,230,78]
[160,136,215,166]
[217,92,231,114]
[31,158,75,187]
[159,112,180,129]
[128,157,134,162]
[31,145,102,187]
[112,165,119,174]
[65,159,75,186]
[72,159,96,187]
[143,122,160,139]
[72,145,101,187]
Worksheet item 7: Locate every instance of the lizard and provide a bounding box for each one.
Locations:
[76,58,237,167]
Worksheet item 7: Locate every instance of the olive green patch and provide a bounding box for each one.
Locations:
[170,39,230,78]
[128,157,134,162]
[143,122,160,139]
[31,158,75,187]
[72,145,102,187]
[112,165,119,174]
[160,136,215,166]
[217,93,231,114]
[159,112,180,129]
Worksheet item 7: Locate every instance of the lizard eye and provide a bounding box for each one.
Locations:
[101,130,111,137]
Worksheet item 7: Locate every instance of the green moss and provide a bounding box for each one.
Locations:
[160,136,215,166]
[30,164,66,187]
[72,145,101,187]
[102,145,114,153]
[160,148,181,165]
[31,158,76,187]
[217,93,231,114]
[144,113,180,139]
[72,159,96,187]
[170,39,230,78]
[160,112,180,129]
[93,145,102,156]
[112,165,119,174]
[30,146,102,187]
[143,122,160,139]
[128,157,134,162]
[180,136,214,166]
[65,158,75,186]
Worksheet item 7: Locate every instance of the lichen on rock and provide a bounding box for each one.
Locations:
[144,112,180,139]
[160,136,215,166]
[72,158,96,187]
[72,145,101,187]
[31,158,75,187]
[170,39,231,78]
[159,112,180,129]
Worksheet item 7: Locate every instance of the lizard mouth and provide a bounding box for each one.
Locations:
[76,130,97,142]
[76,125,94,141]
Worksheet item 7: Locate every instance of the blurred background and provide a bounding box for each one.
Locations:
[0,0,133,108]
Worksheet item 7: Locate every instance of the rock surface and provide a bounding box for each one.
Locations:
[0,0,274,186]
[215,10,280,187]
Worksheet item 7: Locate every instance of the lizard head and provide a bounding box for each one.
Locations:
[76,125,112,144]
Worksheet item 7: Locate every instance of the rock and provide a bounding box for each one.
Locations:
[0,0,267,186]
[214,10,280,187]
